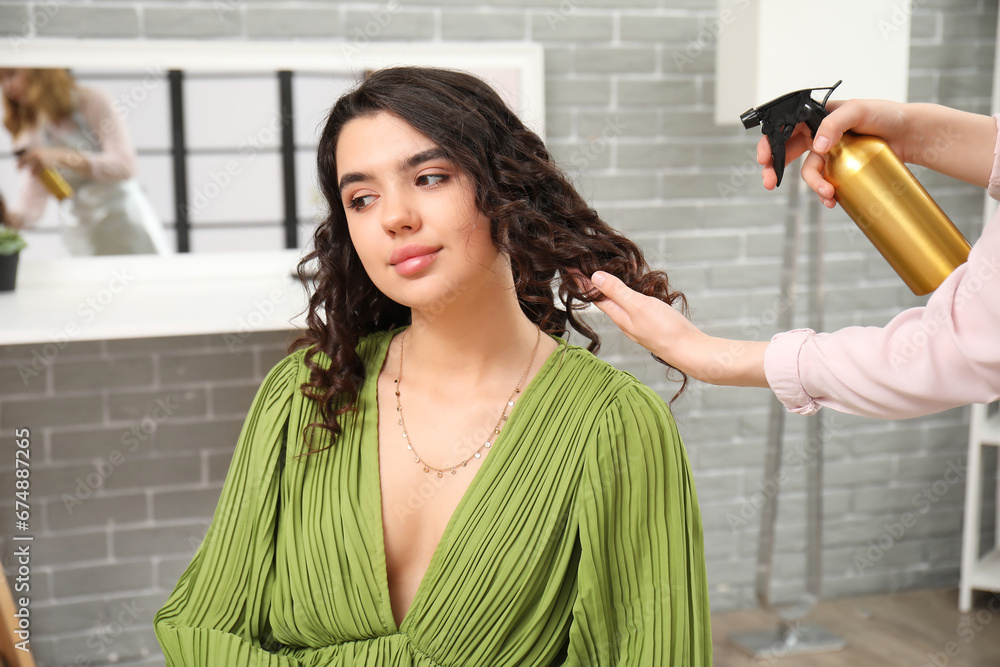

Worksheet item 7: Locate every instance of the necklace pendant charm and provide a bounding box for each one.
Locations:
[485,441,491,448]
[437,471,443,478]
[451,468,457,475]
[423,466,430,473]
[474,452,481,459]
[507,400,514,407]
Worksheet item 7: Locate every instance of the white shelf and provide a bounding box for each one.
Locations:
[0,250,310,345]
[968,549,1000,592]
[979,409,1000,445]
[960,402,1000,612]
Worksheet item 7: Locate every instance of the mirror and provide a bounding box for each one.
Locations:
[0,39,545,260]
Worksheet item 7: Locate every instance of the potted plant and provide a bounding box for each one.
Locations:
[0,224,27,292]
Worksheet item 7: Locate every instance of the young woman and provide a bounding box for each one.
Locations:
[154,67,710,666]
[0,68,169,255]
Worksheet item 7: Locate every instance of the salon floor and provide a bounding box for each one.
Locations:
[711,588,1000,666]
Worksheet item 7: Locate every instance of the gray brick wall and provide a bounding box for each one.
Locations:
[0,1,998,665]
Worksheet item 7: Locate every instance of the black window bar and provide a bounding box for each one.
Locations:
[168,69,300,253]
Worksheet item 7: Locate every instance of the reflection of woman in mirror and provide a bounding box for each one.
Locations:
[0,68,170,255]
[155,67,711,665]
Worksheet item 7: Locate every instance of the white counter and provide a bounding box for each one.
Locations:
[0,250,311,345]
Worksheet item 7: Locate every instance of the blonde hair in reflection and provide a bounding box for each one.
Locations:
[2,68,76,138]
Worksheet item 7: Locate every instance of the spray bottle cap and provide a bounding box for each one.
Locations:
[740,80,842,187]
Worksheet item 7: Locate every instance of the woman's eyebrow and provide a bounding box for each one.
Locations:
[403,148,448,170]
[339,148,449,194]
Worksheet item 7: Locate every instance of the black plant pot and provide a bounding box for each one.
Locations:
[0,252,20,291]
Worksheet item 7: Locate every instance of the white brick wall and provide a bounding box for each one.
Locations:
[0,1,997,665]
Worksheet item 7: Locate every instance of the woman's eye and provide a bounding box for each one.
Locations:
[417,174,448,187]
[347,194,376,211]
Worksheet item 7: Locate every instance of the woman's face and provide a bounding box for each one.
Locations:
[0,69,28,103]
[335,111,506,311]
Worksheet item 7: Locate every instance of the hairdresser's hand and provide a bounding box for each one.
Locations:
[17,147,56,176]
[17,147,87,176]
[586,271,769,388]
[756,99,912,208]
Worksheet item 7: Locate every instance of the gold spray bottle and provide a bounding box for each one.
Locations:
[741,80,971,296]
[14,149,75,201]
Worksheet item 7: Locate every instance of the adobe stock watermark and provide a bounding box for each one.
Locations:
[672,0,752,73]
[569,116,628,173]
[341,0,401,59]
[843,125,961,248]
[60,396,180,514]
[878,0,931,39]
[54,67,167,162]
[543,0,587,30]
[853,458,965,572]
[7,0,69,51]
[17,268,136,386]
[223,289,288,352]
[213,0,242,21]
[716,147,761,200]
[695,293,796,388]
[108,66,166,126]
[921,595,1000,667]
[889,253,998,370]
[390,427,487,522]
[725,419,840,530]
[74,599,145,665]
[186,112,288,216]
[748,619,810,667]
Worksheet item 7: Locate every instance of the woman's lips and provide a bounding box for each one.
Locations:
[390,245,441,276]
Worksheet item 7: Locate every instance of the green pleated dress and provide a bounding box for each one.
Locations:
[154,329,712,666]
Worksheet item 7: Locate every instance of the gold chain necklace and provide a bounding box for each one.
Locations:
[394,327,542,478]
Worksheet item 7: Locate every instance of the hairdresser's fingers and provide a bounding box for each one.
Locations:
[18,150,45,176]
[573,270,635,333]
[589,272,639,340]
[758,129,818,191]
[799,151,838,207]
[756,127,814,167]
[809,99,855,156]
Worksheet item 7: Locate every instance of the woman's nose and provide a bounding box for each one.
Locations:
[379,191,420,236]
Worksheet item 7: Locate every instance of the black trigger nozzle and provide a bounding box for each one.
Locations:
[740,108,761,129]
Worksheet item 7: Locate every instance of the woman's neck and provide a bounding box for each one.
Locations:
[403,284,541,382]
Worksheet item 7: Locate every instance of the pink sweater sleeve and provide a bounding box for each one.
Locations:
[75,85,136,183]
[763,115,1000,419]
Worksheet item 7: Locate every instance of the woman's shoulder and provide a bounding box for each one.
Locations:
[70,85,118,121]
[73,84,114,109]
[550,336,676,419]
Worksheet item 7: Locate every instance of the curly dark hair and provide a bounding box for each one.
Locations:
[289,66,686,454]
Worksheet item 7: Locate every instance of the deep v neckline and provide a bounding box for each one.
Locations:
[366,327,563,633]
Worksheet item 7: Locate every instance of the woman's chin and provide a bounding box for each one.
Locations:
[389,280,466,315]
